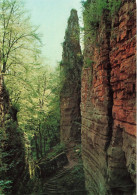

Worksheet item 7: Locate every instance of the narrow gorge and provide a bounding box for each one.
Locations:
[61,0,136,194]
[0,0,136,194]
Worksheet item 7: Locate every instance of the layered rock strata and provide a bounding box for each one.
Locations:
[81,0,136,194]
[60,9,83,144]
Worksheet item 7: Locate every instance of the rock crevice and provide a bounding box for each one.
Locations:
[81,0,136,194]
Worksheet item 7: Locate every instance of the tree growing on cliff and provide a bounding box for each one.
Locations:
[81,0,121,39]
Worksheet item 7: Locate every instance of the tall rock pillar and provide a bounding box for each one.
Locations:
[60,9,83,144]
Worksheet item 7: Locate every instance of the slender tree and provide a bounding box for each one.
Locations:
[0,0,41,73]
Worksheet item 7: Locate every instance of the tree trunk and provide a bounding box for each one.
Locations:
[34,133,39,159]
[43,137,47,154]
[2,61,6,73]
[38,123,43,158]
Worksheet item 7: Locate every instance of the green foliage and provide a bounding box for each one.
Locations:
[108,0,121,16]
[84,58,94,68]
[73,144,82,157]
[0,121,25,195]
[0,0,62,194]
[0,1,85,194]
[47,143,66,159]
[0,180,12,194]
[82,0,121,40]
[60,9,83,96]
[60,55,82,96]
[7,65,62,162]
[55,161,85,192]
[0,0,42,73]
[71,163,84,181]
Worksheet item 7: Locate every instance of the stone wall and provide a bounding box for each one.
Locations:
[81,0,136,194]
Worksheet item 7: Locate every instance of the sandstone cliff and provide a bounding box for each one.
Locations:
[81,0,136,194]
[60,9,83,144]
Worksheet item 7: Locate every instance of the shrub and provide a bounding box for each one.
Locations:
[0,180,12,194]
[82,0,121,40]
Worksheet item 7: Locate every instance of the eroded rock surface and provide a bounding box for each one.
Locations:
[81,0,136,194]
[60,9,83,144]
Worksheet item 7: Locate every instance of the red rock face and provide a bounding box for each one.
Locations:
[81,0,136,194]
[110,1,136,137]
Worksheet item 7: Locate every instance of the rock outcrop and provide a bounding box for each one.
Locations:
[81,0,136,194]
[0,75,27,194]
[60,9,83,144]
